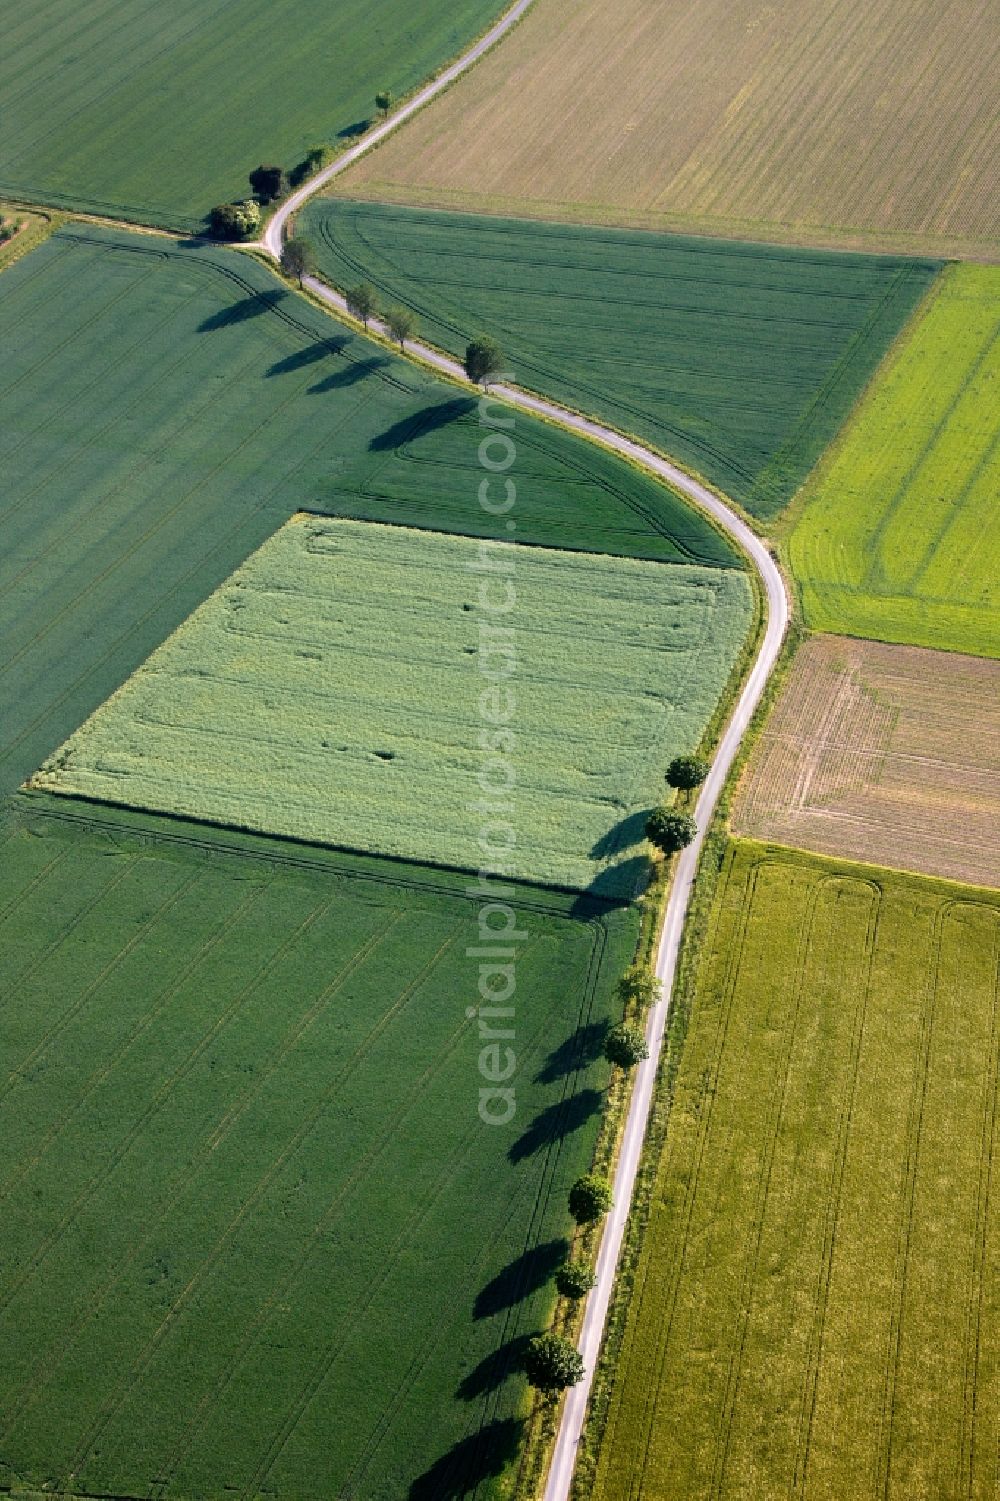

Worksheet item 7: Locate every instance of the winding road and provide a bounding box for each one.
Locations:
[253,13,790,1491]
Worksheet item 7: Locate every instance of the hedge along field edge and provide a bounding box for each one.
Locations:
[513,561,769,1498]
[253,0,540,249]
[0,204,62,272]
[251,242,762,570]
[320,178,1000,265]
[563,615,806,1500]
[246,223,779,1496]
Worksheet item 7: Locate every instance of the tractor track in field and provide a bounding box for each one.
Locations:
[244,13,791,1485]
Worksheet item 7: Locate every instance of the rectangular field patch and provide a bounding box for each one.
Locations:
[302,199,938,519]
[731,634,1000,889]
[0,798,637,1501]
[787,264,1000,659]
[336,0,1000,260]
[0,224,741,806]
[30,517,754,896]
[590,840,1000,1501]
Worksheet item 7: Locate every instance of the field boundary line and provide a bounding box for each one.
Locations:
[959,909,1000,1497]
[256,0,539,263]
[874,900,950,1497]
[791,879,882,1496]
[245,119,789,1495]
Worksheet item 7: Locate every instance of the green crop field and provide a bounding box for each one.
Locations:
[32,516,754,897]
[0,794,638,1501]
[301,199,940,518]
[0,0,510,231]
[0,225,737,805]
[590,841,1000,1501]
[787,264,1000,658]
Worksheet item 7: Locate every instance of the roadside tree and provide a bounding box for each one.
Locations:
[281,237,316,285]
[616,966,660,1012]
[465,335,505,386]
[604,1022,649,1069]
[523,1333,585,1394]
[555,1260,597,1300]
[385,304,417,348]
[645,807,697,856]
[666,754,710,790]
[569,1173,613,1225]
[208,200,260,241]
[346,282,379,326]
[249,164,286,202]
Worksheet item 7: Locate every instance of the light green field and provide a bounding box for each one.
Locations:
[0,223,739,806]
[590,840,1000,1501]
[32,517,754,896]
[0,0,509,230]
[0,795,637,1501]
[787,264,1000,657]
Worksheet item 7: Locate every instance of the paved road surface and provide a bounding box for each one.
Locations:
[253,53,791,1494]
[260,0,538,260]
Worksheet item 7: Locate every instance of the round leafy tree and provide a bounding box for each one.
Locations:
[523,1333,585,1394]
[604,1022,649,1069]
[666,754,710,790]
[346,282,379,326]
[569,1173,613,1225]
[208,199,260,241]
[555,1259,597,1300]
[248,164,286,203]
[281,236,316,285]
[645,807,697,856]
[616,966,660,1011]
[465,335,505,386]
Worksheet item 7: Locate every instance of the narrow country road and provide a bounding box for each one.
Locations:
[253,29,790,1492]
[260,0,538,260]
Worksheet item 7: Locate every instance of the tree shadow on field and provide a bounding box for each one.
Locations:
[473,1238,568,1320]
[568,853,651,919]
[535,1019,609,1084]
[408,1417,524,1500]
[589,807,650,861]
[456,1334,532,1400]
[310,356,391,393]
[339,119,372,139]
[198,289,286,330]
[265,338,347,377]
[507,1087,604,1165]
[368,397,477,452]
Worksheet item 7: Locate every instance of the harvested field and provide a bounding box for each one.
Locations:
[787,264,1000,658]
[337,0,1000,260]
[0,225,734,802]
[731,635,1000,890]
[0,795,637,1501]
[302,199,938,518]
[31,516,754,897]
[0,0,509,230]
[590,840,1000,1501]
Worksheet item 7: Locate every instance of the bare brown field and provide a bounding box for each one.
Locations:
[338,0,1000,260]
[731,635,1000,888]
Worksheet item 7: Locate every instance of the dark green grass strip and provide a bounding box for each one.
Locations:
[302,198,941,518]
[0,797,638,1501]
[0,224,738,800]
[0,0,511,231]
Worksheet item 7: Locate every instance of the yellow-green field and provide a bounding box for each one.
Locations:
[787,265,1000,658]
[337,0,1000,259]
[31,517,754,896]
[589,840,1000,1501]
